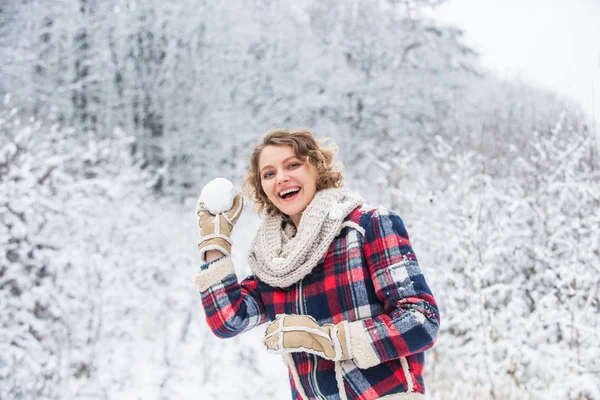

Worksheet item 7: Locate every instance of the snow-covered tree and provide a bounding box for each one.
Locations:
[0,97,155,399]
[368,105,600,399]
[0,0,480,197]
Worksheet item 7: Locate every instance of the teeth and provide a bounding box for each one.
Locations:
[279,188,300,197]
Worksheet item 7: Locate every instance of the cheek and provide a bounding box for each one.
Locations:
[261,181,273,199]
[308,168,319,190]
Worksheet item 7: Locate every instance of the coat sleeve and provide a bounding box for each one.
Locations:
[195,256,268,339]
[348,207,440,369]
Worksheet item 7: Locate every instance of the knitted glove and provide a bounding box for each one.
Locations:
[196,193,243,262]
[263,314,352,361]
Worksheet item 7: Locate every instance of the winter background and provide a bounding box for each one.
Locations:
[1,0,599,399]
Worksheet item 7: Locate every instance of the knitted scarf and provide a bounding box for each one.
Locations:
[248,188,364,288]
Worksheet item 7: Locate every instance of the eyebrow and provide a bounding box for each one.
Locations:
[260,156,300,173]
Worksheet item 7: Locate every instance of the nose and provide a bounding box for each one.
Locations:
[276,169,290,185]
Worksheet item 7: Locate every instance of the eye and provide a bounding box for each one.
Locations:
[262,171,274,179]
[288,162,301,169]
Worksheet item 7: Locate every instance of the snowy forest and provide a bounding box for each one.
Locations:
[1,0,599,399]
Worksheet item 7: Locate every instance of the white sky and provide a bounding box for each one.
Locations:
[434,0,600,130]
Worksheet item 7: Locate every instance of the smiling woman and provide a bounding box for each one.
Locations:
[257,145,318,226]
[249,129,341,227]
[193,129,440,399]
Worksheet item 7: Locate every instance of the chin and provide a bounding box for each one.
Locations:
[282,206,302,217]
[271,197,298,215]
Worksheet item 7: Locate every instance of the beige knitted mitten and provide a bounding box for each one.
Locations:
[196,193,243,262]
[263,314,352,361]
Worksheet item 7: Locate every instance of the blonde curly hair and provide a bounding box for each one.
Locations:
[244,129,344,218]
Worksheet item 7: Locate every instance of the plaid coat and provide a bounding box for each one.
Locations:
[195,205,440,399]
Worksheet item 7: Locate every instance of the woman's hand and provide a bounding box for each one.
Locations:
[263,314,352,362]
[196,193,244,262]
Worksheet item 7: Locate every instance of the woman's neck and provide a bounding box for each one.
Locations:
[291,214,301,228]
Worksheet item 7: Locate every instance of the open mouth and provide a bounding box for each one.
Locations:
[278,187,301,201]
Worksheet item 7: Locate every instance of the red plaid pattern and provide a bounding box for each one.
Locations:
[198,205,440,399]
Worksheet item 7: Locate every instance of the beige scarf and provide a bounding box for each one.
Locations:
[248,188,364,288]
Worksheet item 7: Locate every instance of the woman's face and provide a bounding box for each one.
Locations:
[258,145,318,226]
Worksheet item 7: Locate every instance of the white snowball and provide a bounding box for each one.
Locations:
[199,177,236,214]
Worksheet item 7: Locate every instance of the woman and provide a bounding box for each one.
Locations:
[194,129,440,399]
